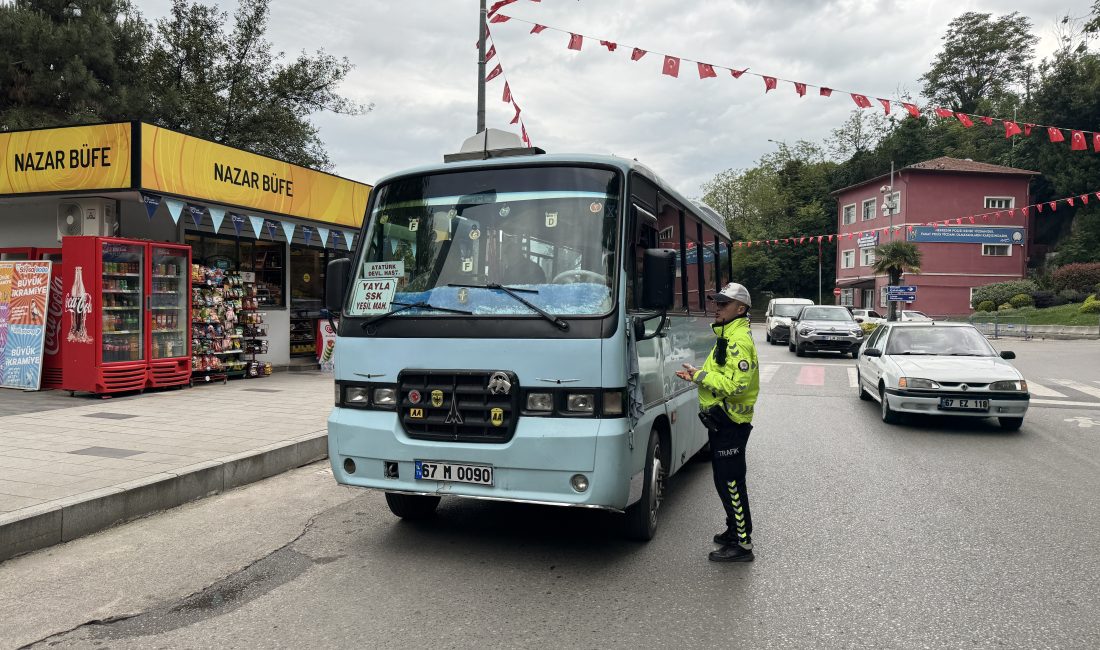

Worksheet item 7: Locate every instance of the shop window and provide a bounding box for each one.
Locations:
[253,241,285,307]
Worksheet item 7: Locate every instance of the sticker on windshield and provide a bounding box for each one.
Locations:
[351,278,398,314]
[590,202,603,213]
[408,219,419,232]
[461,258,474,272]
[469,228,480,240]
[545,212,558,227]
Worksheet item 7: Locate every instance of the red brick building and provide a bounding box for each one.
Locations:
[832,157,1037,316]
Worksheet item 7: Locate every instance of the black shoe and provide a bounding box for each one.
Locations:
[713,530,752,550]
[708,543,755,563]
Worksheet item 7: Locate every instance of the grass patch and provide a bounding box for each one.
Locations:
[969,302,1100,326]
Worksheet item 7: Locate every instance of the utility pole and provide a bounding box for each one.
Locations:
[476,0,487,134]
[818,239,823,305]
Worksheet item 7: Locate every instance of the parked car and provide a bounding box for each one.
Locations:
[855,322,1029,430]
[898,310,933,321]
[851,308,885,325]
[764,297,814,345]
[788,305,863,358]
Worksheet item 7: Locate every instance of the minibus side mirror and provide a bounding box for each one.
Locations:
[641,248,677,310]
[326,258,351,313]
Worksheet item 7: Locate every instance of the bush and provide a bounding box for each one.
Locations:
[972,280,1040,309]
[860,322,880,335]
[1081,295,1100,315]
[1030,290,1058,308]
[1009,293,1033,308]
[1059,289,1086,304]
[1050,262,1100,294]
[998,303,1014,311]
[976,300,996,312]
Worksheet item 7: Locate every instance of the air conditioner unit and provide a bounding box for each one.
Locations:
[56,199,118,241]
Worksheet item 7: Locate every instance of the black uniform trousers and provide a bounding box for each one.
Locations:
[708,419,753,544]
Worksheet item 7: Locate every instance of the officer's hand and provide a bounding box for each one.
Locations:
[681,363,698,375]
[675,368,694,382]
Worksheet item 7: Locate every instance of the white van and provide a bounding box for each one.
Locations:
[764,297,814,344]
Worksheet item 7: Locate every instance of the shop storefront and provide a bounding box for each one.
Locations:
[0,122,371,374]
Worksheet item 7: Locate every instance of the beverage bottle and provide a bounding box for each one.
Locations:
[67,266,93,344]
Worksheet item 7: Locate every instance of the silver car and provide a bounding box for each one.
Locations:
[855,322,1030,430]
[789,305,864,358]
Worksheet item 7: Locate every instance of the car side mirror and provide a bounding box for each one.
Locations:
[641,248,677,310]
[325,258,351,313]
[863,348,882,357]
[790,317,799,323]
[1000,350,1016,360]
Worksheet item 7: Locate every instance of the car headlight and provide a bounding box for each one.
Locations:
[799,327,814,336]
[851,329,863,337]
[372,387,397,406]
[898,377,940,389]
[344,385,371,406]
[565,393,596,413]
[526,392,554,412]
[990,380,1028,392]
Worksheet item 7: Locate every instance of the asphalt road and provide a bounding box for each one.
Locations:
[3,332,1099,649]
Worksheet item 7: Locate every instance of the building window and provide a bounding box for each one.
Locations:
[880,286,888,308]
[861,248,876,266]
[841,250,855,269]
[985,197,1014,210]
[842,204,856,225]
[863,288,875,308]
[982,244,1011,256]
[969,287,980,308]
[840,288,854,306]
[862,198,876,221]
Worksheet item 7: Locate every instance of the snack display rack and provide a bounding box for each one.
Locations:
[238,272,271,377]
[190,266,269,383]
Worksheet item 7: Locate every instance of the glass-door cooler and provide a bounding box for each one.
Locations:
[148,244,192,387]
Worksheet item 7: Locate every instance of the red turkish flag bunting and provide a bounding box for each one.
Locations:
[1071,130,1087,150]
[486,45,496,62]
[763,76,777,92]
[1049,202,1057,211]
[1082,194,1090,205]
[1093,133,1100,152]
[630,48,646,61]
[1022,207,1029,217]
[600,40,617,52]
[510,102,521,125]
[530,24,547,34]
[1023,124,1034,136]
[698,62,717,79]
[980,116,994,126]
[487,0,517,17]
[934,108,954,118]
[568,33,583,50]
[956,113,974,127]
[955,218,963,225]
[1009,208,1016,217]
[485,64,503,82]
[981,214,988,221]
[502,82,511,103]
[489,14,511,24]
[1068,197,1075,207]
[1095,192,1100,201]
[1004,121,1022,138]
[902,103,920,118]
[1047,127,1065,142]
[878,99,891,114]
[521,124,530,147]
[968,216,975,224]
[1037,203,1043,213]
[662,55,680,77]
[851,93,872,108]
[730,67,748,79]
[794,82,807,97]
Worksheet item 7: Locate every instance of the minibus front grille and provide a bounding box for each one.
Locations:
[398,370,519,443]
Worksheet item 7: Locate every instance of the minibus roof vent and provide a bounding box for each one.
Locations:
[444,128,546,163]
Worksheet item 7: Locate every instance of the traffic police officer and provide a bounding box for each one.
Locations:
[675,282,760,562]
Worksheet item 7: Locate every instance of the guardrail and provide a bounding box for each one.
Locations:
[967,312,1100,340]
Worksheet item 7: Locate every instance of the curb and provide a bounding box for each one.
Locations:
[0,433,328,563]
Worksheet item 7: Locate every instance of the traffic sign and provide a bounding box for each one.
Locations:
[833,288,841,296]
[887,285,916,294]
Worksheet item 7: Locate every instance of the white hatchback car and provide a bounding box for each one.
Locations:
[855,322,1030,430]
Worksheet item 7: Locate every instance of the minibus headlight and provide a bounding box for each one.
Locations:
[566,393,596,413]
[526,392,554,412]
[372,387,397,407]
[344,385,370,406]
[334,383,341,406]
[602,390,624,416]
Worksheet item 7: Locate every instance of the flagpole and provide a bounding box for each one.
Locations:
[477,0,487,134]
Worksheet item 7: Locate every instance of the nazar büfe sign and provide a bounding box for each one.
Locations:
[213,162,294,197]
[13,144,112,172]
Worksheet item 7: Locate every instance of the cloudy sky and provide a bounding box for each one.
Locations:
[135,0,1093,196]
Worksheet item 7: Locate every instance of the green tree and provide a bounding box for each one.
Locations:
[920,12,1035,113]
[871,241,923,321]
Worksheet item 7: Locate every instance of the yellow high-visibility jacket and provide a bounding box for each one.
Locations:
[692,317,759,424]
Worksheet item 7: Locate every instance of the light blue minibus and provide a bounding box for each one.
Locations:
[326,147,732,539]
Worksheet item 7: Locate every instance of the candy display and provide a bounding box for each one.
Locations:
[190,265,267,384]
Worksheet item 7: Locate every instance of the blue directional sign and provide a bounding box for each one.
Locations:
[887,285,916,303]
[887,285,916,294]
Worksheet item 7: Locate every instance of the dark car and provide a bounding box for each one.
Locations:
[789,305,864,358]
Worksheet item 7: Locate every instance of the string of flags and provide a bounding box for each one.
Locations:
[728,189,1099,248]
[139,192,357,251]
[483,23,533,147]
[488,9,1100,151]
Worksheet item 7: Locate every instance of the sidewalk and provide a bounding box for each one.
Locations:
[0,372,333,562]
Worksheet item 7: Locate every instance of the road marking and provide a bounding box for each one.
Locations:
[847,368,858,388]
[760,365,780,384]
[1030,398,1100,409]
[1065,416,1099,428]
[796,365,825,386]
[1025,381,1067,398]
[1047,378,1100,400]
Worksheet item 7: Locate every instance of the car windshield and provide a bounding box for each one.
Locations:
[345,166,619,318]
[799,307,852,321]
[885,326,996,356]
[774,304,805,317]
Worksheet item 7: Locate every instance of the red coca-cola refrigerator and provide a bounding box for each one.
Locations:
[60,236,191,395]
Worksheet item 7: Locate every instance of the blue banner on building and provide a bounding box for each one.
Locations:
[907,226,1025,245]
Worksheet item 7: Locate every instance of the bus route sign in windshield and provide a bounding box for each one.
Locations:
[350,261,403,314]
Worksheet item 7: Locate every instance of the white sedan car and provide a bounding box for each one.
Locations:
[851,308,885,325]
[855,322,1030,430]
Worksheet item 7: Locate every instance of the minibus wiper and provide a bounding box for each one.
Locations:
[361,301,473,329]
[448,283,569,331]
